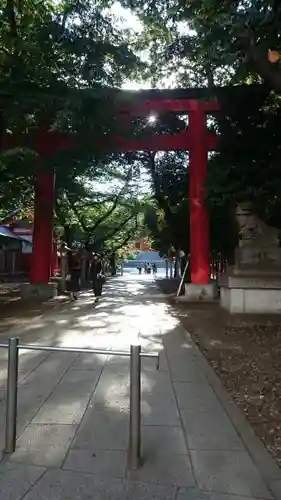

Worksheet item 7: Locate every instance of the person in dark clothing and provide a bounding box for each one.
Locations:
[67,249,81,300]
[90,254,105,303]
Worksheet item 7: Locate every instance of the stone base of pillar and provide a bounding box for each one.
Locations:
[20,282,58,301]
[178,282,218,302]
[220,274,281,314]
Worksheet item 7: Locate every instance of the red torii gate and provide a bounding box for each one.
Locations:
[2,93,219,290]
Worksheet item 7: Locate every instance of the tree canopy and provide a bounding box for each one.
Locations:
[0,0,149,251]
[115,0,281,253]
[55,156,147,253]
[120,0,281,90]
[0,0,142,201]
[2,0,281,259]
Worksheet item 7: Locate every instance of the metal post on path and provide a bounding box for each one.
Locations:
[5,337,19,454]
[128,344,141,469]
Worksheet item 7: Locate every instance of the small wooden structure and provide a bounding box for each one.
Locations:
[0,210,58,279]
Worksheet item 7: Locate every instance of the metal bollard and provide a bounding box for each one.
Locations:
[128,344,141,469]
[156,354,160,371]
[5,337,19,453]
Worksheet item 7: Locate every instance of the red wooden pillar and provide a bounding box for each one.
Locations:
[30,170,55,284]
[188,100,209,284]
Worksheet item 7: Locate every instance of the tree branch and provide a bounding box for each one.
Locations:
[5,0,17,38]
[145,153,173,219]
[68,201,88,233]
[89,167,133,232]
[111,216,138,248]
[95,212,137,247]
[111,220,138,253]
[67,166,134,234]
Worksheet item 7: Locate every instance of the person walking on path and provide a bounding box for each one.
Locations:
[90,254,105,304]
[67,247,81,300]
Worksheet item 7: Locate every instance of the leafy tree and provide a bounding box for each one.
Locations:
[124,251,138,260]
[141,151,189,254]
[0,0,143,206]
[54,155,146,253]
[207,88,281,230]
[120,0,281,91]
[118,1,281,253]
[144,203,172,257]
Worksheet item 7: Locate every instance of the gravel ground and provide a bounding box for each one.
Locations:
[157,278,281,467]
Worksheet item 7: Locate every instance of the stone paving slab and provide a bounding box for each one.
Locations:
[0,352,81,454]
[63,448,127,477]
[167,354,207,383]
[18,351,51,383]
[90,371,130,410]
[269,480,281,499]
[32,369,100,425]
[71,352,108,371]
[127,453,195,487]
[20,352,79,391]
[141,395,181,426]
[141,425,187,456]
[176,491,262,500]
[141,369,181,426]
[173,381,221,411]
[72,407,129,450]
[22,469,177,500]
[0,368,7,394]
[10,424,77,467]
[181,407,244,451]
[190,449,273,498]
[105,351,168,372]
[0,351,51,395]
[0,462,46,500]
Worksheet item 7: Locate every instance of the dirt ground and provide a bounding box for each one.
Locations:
[0,285,70,334]
[157,278,281,467]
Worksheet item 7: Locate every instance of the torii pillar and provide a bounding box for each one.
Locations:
[185,100,216,300]
[21,132,58,299]
[30,170,55,285]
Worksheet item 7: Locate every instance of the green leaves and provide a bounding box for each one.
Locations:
[54,155,146,252]
[141,151,189,253]
[0,0,146,212]
[206,87,281,229]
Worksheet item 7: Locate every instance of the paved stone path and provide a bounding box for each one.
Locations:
[0,274,280,499]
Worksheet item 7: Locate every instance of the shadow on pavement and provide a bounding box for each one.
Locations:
[0,274,274,500]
